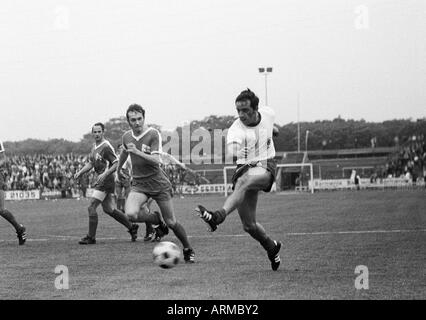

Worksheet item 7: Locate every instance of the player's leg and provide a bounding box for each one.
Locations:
[115,182,125,212]
[125,191,162,225]
[0,189,26,245]
[156,198,194,263]
[196,167,272,231]
[101,193,139,241]
[237,190,281,271]
[141,198,156,241]
[79,191,103,244]
[102,193,133,229]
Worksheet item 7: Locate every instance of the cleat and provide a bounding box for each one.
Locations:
[194,205,217,232]
[144,230,156,242]
[128,223,139,242]
[144,223,156,242]
[150,233,162,242]
[16,225,27,245]
[79,235,96,245]
[153,211,169,240]
[267,241,282,271]
[183,248,195,263]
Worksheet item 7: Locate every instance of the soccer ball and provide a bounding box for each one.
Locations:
[152,241,181,269]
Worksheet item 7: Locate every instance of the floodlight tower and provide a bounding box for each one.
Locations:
[258,67,273,106]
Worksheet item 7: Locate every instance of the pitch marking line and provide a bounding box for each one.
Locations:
[0,228,425,243]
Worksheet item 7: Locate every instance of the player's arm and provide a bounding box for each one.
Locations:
[125,144,161,165]
[117,146,129,180]
[74,162,93,179]
[125,131,162,166]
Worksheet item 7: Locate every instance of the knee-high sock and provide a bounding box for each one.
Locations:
[246,223,275,252]
[0,209,21,231]
[109,209,132,229]
[169,222,191,249]
[131,210,161,224]
[88,208,98,238]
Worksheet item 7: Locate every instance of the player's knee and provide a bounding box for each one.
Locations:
[125,209,138,220]
[164,217,177,229]
[235,176,250,190]
[102,206,114,215]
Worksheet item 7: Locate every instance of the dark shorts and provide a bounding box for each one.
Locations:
[94,175,115,194]
[231,158,277,193]
[131,173,173,202]
[0,171,7,191]
[115,178,131,189]
[115,179,131,199]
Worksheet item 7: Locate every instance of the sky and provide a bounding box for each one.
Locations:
[0,0,425,141]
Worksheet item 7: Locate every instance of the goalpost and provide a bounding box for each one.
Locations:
[223,163,314,196]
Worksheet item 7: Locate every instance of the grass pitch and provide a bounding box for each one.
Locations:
[1,190,425,299]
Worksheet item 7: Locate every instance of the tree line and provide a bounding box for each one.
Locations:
[5,116,426,156]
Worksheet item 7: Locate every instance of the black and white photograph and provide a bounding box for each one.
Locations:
[0,0,425,304]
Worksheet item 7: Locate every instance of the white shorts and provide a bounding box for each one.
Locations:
[91,190,108,202]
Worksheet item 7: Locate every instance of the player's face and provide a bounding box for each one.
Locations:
[92,126,104,143]
[236,100,257,126]
[127,111,145,134]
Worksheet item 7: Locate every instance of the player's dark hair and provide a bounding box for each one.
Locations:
[235,88,259,111]
[92,122,105,132]
[126,104,145,121]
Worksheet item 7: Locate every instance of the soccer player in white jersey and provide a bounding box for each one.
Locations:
[195,89,282,271]
[0,140,27,245]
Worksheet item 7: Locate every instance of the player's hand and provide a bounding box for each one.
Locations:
[74,172,81,180]
[237,147,250,159]
[95,172,108,186]
[126,143,138,154]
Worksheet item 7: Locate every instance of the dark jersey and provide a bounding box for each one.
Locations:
[89,140,117,192]
[90,140,117,174]
[122,128,163,179]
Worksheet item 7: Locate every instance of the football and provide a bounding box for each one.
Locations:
[152,241,181,269]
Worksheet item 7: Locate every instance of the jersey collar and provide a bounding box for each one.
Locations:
[131,128,153,141]
[94,140,108,150]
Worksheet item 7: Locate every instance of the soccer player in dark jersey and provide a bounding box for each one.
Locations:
[195,89,282,271]
[115,144,157,242]
[117,104,195,263]
[74,123,139,244]
[0,140,27,245]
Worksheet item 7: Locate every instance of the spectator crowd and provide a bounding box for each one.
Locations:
[2,154,91,196]
[2,153,207,196]
[383,134,426,182]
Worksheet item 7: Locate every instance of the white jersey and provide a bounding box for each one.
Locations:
[0,140,4,153]
[227,106,276,165]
